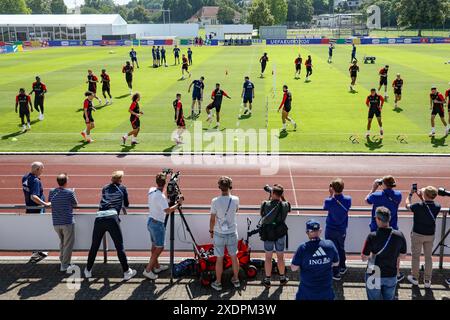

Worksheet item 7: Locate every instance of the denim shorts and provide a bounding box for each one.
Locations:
[264,237,285,252]
[147,218,165,247]
[213,232,238,257]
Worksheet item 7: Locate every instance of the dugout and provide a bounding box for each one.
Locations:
[259,26,287,39]
[205,24,253,41]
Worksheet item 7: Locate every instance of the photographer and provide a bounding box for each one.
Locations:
[143,173,183,280]
[324,178,352,281]
[366,176,403,281]
[85,171,137,281]
[260,184,290,289]
[406,186,441,287]
[209,176,240,291]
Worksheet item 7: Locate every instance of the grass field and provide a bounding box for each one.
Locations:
[0,44,449,153]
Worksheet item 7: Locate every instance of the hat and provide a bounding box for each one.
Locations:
[306,219,320,232]
[382,175,396,188]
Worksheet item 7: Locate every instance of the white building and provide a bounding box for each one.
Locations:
[334,0,365,9]
[0,14,128,41]
[312,13,363,28]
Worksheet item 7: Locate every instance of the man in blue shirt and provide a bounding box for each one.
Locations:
[22,161,51,261]
[324,178,351,280]
[151,46,156,67]
[129,48,139,69]
[366,175,404,282]
[161,46,167,67]
[241,76,255,116]
[187,47,193,65]
[173,45,180,65]
[328,43,335,63]
[188,76,205,117]
[291,220,339,300]
[156,46,161,67]
[351,44,357,63]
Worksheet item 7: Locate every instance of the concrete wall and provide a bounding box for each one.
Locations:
[86,25,113,40]
[0,213,448,254]
[127,24,199,38]
[205,24,253,40]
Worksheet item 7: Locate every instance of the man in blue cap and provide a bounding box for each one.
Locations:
[291,219,339,300]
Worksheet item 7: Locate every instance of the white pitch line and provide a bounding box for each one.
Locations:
[287,156,299,207]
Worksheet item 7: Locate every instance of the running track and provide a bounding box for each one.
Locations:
[1,154,450,215]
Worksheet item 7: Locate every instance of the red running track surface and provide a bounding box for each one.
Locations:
[0,154,449,215]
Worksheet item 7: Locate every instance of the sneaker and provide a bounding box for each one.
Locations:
[293,123,297,131]
[87,138,94,143]
[397,273,405,283]
[333,274,342,281]
[143,269,158,280]
[123,268,137,281]
[81,131,87,140]
[340,267,348,275]
[231,278,240,288]
[98,99,102,105]
[262,277,271,289]
[21,125,27,133]
[60,264,76,273]
[84,268,92,279]
[424,280,431,288]
[445,128,449,136]
[38,113,43,121]
[153,265,169,274]
[207,116,212,123]
[407,275,419,286]
[38,251,48,258]
[41,114,44,120]
[280,275,289,286]
[122,135,127,145]
[211,281,222,291]
[429,131,435,137]
[244,109,249,115]
[366,132,370,138]
[131,140,138,145]
[27,124,31,130]
[445,278,450,285]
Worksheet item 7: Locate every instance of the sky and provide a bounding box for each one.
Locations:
[64,0,131,8]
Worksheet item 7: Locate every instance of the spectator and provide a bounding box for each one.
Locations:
[362,207,407,300]
[406,186,441,288]
[209,176,240,291]
[22,161,51,261]
[84,171,137,281]
[291,220,339,300]
[143,173,183,280]
[324,178,352,280]
[49,173,78,272]
[260,184,290,288]
[365,175,404,282]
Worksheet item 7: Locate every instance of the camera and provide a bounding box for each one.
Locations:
[438,187,450,197]
[263,184,273,194]
[376,179,383,186]
[163,168,183,204]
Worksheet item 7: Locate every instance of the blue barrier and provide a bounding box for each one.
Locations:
[266,39,325,45]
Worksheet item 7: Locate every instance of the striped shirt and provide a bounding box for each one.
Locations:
[48,188,78,226]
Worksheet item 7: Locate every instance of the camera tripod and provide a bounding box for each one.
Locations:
[432,210,449,269]
[164,202,200,284]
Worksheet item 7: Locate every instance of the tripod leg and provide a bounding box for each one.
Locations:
[169,211,175,284]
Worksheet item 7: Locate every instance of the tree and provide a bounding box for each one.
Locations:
[396,0,448,36]
[312,0,329,14]
[267,0,287,24]
[50,0,66,13]
[286,0,313,25]
[247,0,275,28]
[129,5,152,23]
[362,0,397,28]
[217,5,235,24]
[0,0,31,14]
[81,6,100,14]
[26,0,52,14]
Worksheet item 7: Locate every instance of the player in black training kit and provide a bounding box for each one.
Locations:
[349,60,360,92]
[100,69,112,105]
[15,88,33,132]
[259,53,269,78]
[366,88,385,139]
[29,76,47,121]
[122,61,134,95]
[392,73,403,110]
[294,54,302,79]
[241,76,255,115]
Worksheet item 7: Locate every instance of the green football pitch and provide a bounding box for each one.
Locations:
[0,44,449,153]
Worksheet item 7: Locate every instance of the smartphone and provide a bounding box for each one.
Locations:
[412,183,417,192]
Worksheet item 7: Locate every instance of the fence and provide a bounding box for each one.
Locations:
[0,205,448,268]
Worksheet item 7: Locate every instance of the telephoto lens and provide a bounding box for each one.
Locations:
[263,184,273,193]
[438,187,450,197]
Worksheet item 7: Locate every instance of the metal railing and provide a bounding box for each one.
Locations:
[0,204,448,268]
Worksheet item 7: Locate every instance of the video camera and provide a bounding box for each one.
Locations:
[438,188,450,197]
[162,168,183,204]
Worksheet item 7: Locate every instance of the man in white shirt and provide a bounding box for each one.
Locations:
[143,173,183,280]
[209,176,240,291]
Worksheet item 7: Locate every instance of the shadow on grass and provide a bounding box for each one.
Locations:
[349,90,358,94]
[364,136,383,150]
[163,145,177,153]
[68,140,90,152]
[393,107,403,113]
[278,130,288,139]
[431,136,448,148]
[16,119,40,127]
[1,130,26,140]
[202,127,226,132]
[115,94,130,100]
[238,114,251,120]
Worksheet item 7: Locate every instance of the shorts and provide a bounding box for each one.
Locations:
[213,232,238,257]
[432,105,445,117]
[131,57,137,62]
[283,105,291,113]
[147,217,165,247]
[379,77,387,86]
[296,65,301,71]
[34,96,44,107]
[207,103,221,112]
[89,86,97,94]
[131,118,140,129]
[176,117,185,127]
[368,106,381,119]
[192,92,202,101]
[182,64,188,71]
[83,112,94,123]
[350,73,357,78]
[263,237,286,252]
[126,77,132,87]
[19,109,30,117]
[243,96,253,104]
[394,88,402,95]
[102,85,110,93]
